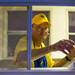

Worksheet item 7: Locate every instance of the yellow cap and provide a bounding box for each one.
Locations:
[32,13,49,27]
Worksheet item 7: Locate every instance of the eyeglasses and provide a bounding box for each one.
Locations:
[37,26,47,31]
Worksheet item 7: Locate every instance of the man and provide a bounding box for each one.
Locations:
[14,13,75,68]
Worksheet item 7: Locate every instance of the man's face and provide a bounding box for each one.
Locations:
[32,24,49,42]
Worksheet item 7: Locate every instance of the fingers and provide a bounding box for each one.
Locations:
[63,49,70,54]
[54,39,75,55]
[57,39,75,54]
[59,44,70,54]
[55,40,65,50]
[63,40,75,52]
[63,40,75,55]
[59,40,71,53]
[56,41,70,54]
[63,39,75,46]
[73,45,75,48]
[63,50,69,55]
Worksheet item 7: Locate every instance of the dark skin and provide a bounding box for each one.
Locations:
[15,40,75,67]
[14,23,75,67]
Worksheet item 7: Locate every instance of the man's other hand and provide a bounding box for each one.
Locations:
[53,39,75,54]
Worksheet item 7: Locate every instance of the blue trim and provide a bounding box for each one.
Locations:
[27,6,32,70]
[0,2,28,6]
[0,0,75,3]
[0,0,29,2]
[25,2,75,6]
[30,0,75,3]
[0,1,75,75]
[0,2,75,6]
[0,70,75,74]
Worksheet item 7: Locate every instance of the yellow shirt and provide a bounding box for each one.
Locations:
[14,36,55,67]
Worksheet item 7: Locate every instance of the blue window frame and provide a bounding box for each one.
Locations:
[0,0,75,75]
[27,6,32,70]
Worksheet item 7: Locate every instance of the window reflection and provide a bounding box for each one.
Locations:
[0,6,27,68]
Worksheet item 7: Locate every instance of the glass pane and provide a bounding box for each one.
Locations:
[69,35,75,41]
[7,7,28,68]
[8,11,27,31]
[8,35,27,57]
[69,12,75,32]
[0,6,28,68]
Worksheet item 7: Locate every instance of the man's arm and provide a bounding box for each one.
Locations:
[32,39,75,61]
[13,45,53,67]
[31,45,54,61]
[14,39,75,67]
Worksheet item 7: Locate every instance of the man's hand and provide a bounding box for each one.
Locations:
[53,39,75,54]
[67,46,75,60]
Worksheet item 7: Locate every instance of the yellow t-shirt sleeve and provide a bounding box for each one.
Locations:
[13,36,27,62]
